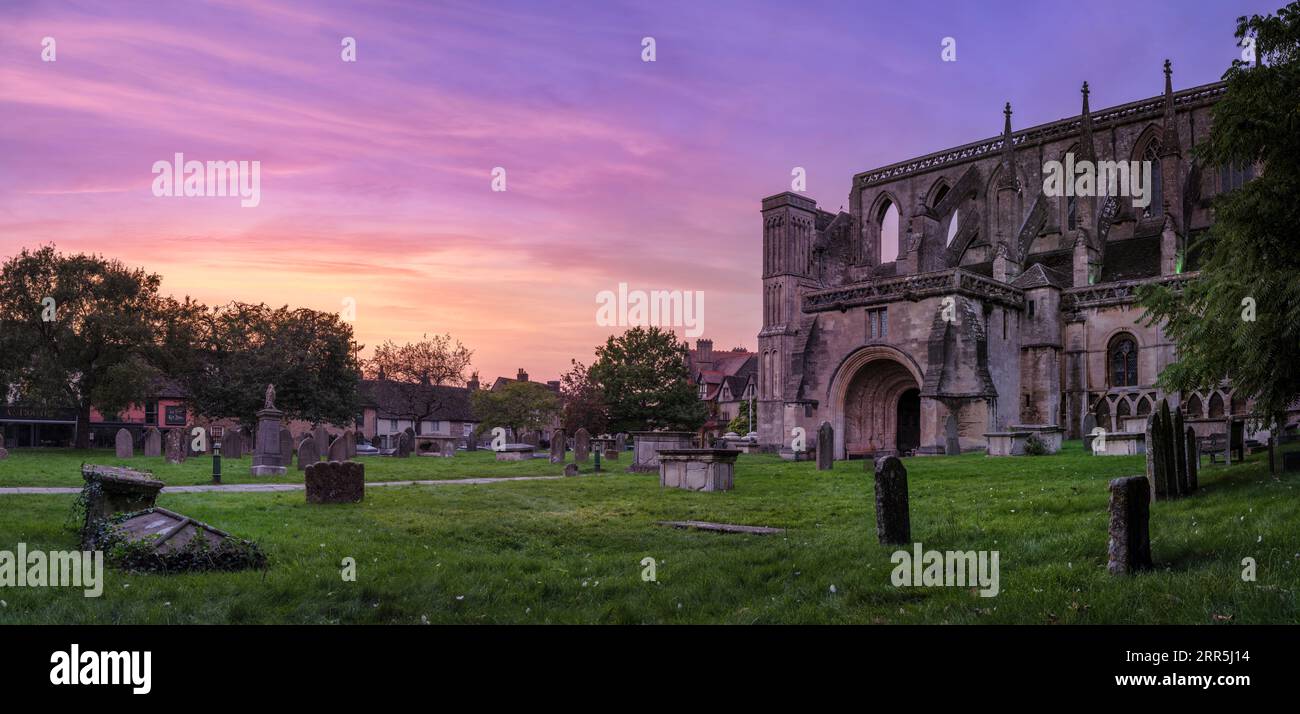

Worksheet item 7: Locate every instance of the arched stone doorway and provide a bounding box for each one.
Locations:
[828,346,924,459]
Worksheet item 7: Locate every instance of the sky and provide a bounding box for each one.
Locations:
[0,0,1279,383]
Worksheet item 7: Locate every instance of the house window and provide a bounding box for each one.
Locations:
[868,307,888,340]
[390,419,398,432]
[164,405,186,426]
[144,401,158,425]
[1066,195,1078,230]
[1109,335,1139,387]
[1028,300,1035,319]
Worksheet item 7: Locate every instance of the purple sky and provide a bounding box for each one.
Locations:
[0,0,1274,382]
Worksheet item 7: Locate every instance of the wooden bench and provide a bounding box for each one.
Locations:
[1199,434,1228,464]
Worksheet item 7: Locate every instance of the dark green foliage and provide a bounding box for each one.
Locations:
[588,326,707,433]
[1139,3,1300,444]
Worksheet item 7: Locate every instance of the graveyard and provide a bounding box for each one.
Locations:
[1,440,1297,624]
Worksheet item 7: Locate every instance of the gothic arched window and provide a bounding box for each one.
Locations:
[878,200,900,263]
[1142,140,1163,218]
[1109,335,1139,387]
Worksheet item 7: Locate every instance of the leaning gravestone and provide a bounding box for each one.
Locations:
[1107,475,1153,575]
[550,428,566,464]
[79,465,165,548]
[164,429,186,465]
[328,435,348,461]
[816,421,834,470]
[115,428,134,458]
[1082,412,1098,453]
[297,436,319,470]
[143,427,162,457]
[944,414,961,456]
[574,428,591,463]
[873,456,910,545]
[304,461,364,504]
[279,427,294,470]
[313,426,329,461]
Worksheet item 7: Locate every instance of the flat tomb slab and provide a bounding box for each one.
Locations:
[656,520,784,535]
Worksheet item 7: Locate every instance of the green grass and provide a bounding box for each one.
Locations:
[0,448,572,487]
[0,441,1297,624]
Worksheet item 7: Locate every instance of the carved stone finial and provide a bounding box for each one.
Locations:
[264,384,276,410]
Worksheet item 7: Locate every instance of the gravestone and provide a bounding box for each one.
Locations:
[1185,426,1199,491]
[279,428,294,470]
[816,421,834,470]
[550,428,566,464]
[342,430,356,459]
[297,436,319,470]
[371,434,382,448]
[304,461,364,504]
[1173,408,1188,495]
[79,465,165,548]
[328,435,348,461]
[873,456,910,545]
[313,426,329,461]
[1160,401,1179,497]
[0,434,5,461]
[1144,412,1168,500]
[185,428,204,457]
[944,414,961,455]
[143,427,162,457]
[250,384,287,476]
[616,433,627,454]
[564,463,579,477]
[222,429,243,459]
[395,431,412,458]
[164,429,186,464]
[1107,475,1153,575]
[1081,412,1097,452]
[574,428,591,463]
[115,428,134,459]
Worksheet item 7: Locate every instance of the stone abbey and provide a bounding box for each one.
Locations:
[757,62,1252,458]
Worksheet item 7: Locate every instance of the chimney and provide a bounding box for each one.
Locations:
[696,339,713,365]
[467,372,480,391]
[516,368,528,383]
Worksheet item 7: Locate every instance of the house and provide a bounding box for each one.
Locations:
[358,379,479,448]
[687,339,757,439]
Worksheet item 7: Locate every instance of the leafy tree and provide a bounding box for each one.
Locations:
[559,359,609,434]
[363,334,473,434]
[178,302,362,434]
[470,380,559,441]
[1139,2,1300,475]
[0,246,171,447]
[587,326,707,433]
[725,399,755,435]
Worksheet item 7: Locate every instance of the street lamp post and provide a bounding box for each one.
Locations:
[212,440,222,484]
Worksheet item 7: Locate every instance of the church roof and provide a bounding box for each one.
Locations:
[1012,262,1066,290]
